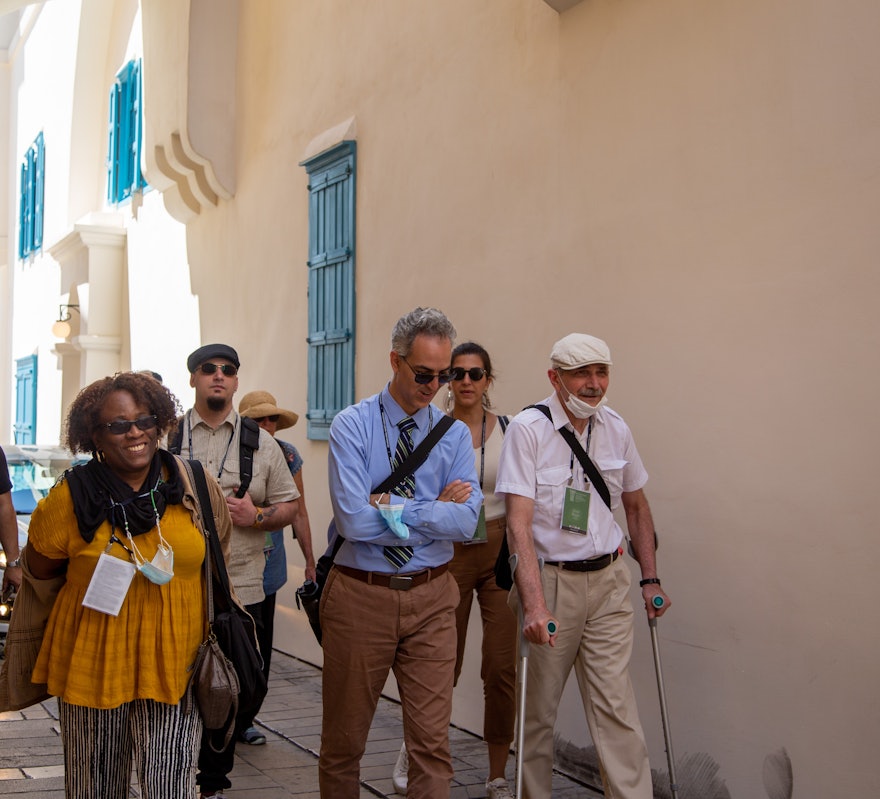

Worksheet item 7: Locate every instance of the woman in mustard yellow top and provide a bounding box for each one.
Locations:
[26,372,231,799]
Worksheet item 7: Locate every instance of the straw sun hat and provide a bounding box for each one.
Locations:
[238,390,299,431]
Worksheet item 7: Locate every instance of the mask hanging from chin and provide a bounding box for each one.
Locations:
[558,378,607,419]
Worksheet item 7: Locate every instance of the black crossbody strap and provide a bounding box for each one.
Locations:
[182,458,236,604]
[530,404,611,511]
[373,414,455,495]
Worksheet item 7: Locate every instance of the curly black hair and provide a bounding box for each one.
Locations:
[64,372,181,455]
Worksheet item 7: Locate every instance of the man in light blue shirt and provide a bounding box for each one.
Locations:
[319,307,482,799]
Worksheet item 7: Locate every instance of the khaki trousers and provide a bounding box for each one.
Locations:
[318,566,459,799]
[511,556,652,799]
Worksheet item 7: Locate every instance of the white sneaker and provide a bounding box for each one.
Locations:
[391,742,409,794]
[486,776,514,799]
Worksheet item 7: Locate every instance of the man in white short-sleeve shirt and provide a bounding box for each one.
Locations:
[496,333,671,799]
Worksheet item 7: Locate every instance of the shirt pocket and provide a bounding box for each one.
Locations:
[593,458,627,501]
[535,464,571,516]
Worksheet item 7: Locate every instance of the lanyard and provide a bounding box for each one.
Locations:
[378,393,433,472]
[477,411,486,488]
[185,408,236,480]
[568,418,593,488]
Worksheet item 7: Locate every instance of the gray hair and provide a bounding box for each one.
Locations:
[391,307,457,356]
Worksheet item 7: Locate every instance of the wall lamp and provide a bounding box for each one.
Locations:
[52,304,80,339]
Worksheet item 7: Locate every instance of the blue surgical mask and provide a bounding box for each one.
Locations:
[138,544,174,585]
[376,502,411,540]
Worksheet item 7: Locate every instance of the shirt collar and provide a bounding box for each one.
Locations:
[380,385,435,432]
[189,406,238,431]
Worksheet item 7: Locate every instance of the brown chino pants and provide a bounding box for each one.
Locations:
[318,566,459,799]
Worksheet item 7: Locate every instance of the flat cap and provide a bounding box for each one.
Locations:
[187,343,240,373]
[550,333,612,369]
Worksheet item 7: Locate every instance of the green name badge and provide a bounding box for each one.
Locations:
[466,505,488,544]
[561,486,590,535]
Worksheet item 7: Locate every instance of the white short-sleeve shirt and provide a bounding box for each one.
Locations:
[495,392,647,563]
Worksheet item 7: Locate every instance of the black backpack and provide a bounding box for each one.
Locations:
[168,412,261,499]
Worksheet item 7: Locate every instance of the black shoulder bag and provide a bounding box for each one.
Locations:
[183,458,269,750]
[297,415,456,644]
[494,405,612,590]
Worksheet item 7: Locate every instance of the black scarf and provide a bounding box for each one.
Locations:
[66,449,184,543]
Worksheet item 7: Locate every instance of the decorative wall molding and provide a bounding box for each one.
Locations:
[141,0,239,223]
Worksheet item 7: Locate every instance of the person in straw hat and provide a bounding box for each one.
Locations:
[236,390,316,746]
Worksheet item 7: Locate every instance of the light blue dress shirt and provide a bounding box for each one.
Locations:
[328,386,482,572]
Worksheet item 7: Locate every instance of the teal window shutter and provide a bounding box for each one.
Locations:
[14,355,38,445]
[133,60,146,192]
[18,160,27,259]
[108,59,147,204]
[301,142,356,440]
[107,79,120,202]
[33,133,45,250]
[18,132,43,259]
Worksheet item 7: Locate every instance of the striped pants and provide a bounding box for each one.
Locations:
[58,696,202,799]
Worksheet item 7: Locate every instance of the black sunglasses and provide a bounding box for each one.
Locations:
[199,362,238,377]
[254,415,280,424]
[400,355,453,385]
[100,415,158,436]
[450,366,488,382]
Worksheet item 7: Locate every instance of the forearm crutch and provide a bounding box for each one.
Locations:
[509,553,556,799]
[649,596,679,799]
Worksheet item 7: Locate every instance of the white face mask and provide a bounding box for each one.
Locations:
[557,372,607,419]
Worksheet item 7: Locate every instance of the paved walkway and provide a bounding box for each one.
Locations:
[0,650,603,798]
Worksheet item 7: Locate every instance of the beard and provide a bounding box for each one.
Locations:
[206,395,228,412]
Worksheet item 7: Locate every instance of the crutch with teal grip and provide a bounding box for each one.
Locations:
[509,552,557,799]
[649,594,680,799]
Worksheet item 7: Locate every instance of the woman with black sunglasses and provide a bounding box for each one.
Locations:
[391,342,518,799]
[14,372,233,798]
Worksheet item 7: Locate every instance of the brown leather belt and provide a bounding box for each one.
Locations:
[544,548,621,572]
[334,563,449,591]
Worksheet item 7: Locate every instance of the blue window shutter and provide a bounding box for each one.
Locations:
[108,80,119,202]
[302,142,356,440]
[33,133,44,250]
[119,64,133,200]
[18,133,43,258]
[24,149,34,254]
[134,60,146,191]
[18,160,26,259]
[108,60,147,204]
[14,355,38,445]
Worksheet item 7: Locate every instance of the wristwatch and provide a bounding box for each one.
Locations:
[6,557,21,568]
[253,507,265,528]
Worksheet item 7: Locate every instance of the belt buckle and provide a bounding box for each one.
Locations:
[389,575,414,591]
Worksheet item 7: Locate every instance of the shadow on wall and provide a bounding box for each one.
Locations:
[554,738,793,799]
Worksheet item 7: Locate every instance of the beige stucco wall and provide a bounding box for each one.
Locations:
[4,0,878,795]
[174,1,880,796]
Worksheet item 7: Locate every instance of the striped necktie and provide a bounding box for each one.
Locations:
[383,417,417,568]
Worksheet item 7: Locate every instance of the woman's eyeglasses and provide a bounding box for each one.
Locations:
[450,367,488,382]
[400,356,453,385]
[199,362,238,377]
[100,415,158,435]
[254,415,280,423]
